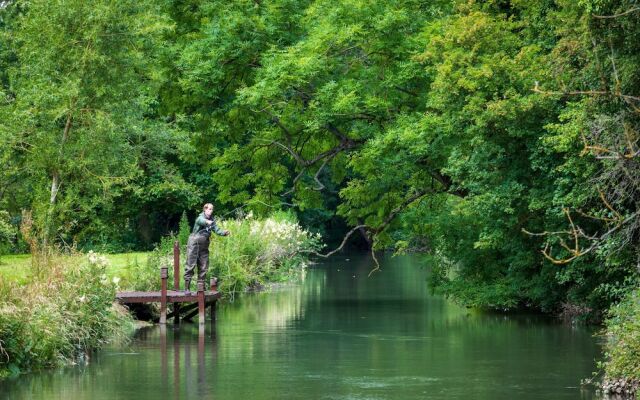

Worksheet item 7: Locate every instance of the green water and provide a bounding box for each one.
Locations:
[0,254,602,399]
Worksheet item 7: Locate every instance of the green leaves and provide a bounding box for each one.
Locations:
[1,0,638,319]
[0,0,194,248]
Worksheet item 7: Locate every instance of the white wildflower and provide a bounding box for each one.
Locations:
[98,256,109,267]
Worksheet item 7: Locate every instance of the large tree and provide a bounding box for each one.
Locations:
[0,0,197,248]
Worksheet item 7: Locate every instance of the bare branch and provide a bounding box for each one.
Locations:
[254,121,363,196]
[523,207,638,264]
[303,224,368,258]
[368,245,381,277]
[599,190,623,221]
[305,190,430,275]
[593,7,640,19]
[375,190,429,233]
[311,153,334,191]
[282,169,306,196]
[533,83,640,105]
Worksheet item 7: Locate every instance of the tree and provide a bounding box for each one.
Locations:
[0,0,173,248]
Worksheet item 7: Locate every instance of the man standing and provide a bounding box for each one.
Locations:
[184,203,229,295]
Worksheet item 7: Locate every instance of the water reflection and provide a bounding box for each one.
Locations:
[0,254,605,400]
[156,322,217,400]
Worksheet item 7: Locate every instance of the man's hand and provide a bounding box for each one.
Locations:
[224,230,230,236]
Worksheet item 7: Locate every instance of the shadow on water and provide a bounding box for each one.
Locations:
[0,253,605,400]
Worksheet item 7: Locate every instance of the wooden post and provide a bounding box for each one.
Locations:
[197,280,205,325]
[173,241,180,289]
[160,267,168,324]
[210,277,218,292]
[209,277,218,321]
[173,241,181,323]
[198,324,205,380]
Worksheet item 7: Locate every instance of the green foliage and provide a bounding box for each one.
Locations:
[209,214,323,299]
[0,252,134,378]
[0,0,199,250]
[0,0,637,327]
[600,287,640,380]
[184,0,637,318]
[1,0,640,382]
[178,212,191,248]
[0,211,15,255]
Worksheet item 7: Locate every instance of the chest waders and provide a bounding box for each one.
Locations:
[184,233,210,295]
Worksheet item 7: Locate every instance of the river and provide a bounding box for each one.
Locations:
[0,254,602,399]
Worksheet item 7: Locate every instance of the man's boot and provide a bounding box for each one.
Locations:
[184,279,192,295]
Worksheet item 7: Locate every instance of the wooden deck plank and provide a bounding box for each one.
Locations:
[116,290,220,304]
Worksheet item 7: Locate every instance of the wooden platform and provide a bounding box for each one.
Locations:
[116,290,220,303]
[116,241,221,325]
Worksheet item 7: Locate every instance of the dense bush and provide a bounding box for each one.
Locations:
[601,287,640,382]
[0,252,134,378]
[210,211,323,299]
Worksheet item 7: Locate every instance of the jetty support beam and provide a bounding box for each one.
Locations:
[160,266,168,324]
[198,280,205,325]
[210,277,218,321]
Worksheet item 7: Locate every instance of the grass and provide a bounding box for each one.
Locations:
[0,252,136,378]
[0,254,30,283]
[0,252,149,284]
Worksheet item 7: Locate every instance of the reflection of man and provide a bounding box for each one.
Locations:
[184,203,229,295]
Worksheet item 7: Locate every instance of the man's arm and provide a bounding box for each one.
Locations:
[209,218,229,236]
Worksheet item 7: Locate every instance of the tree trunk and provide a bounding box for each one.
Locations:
[43,112,72,249]
[358,222,372,249]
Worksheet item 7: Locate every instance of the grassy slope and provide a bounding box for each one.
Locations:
[0,252,150,284]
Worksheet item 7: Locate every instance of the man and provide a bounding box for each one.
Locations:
[184,203,230,295]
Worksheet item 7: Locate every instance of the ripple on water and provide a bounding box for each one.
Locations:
[303,374,442,388]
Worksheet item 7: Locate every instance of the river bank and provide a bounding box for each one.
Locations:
[598,287,640,398]
[0,212,321,378]
[0,252,135,379]
[0,254,604,399]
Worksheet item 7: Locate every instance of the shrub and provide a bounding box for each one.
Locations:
[0,251,134,378]
[210,212,323,299]
[178,211,191,249]
[117,213,323,298]
[600,287,640,382]
[0,211,16,257]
